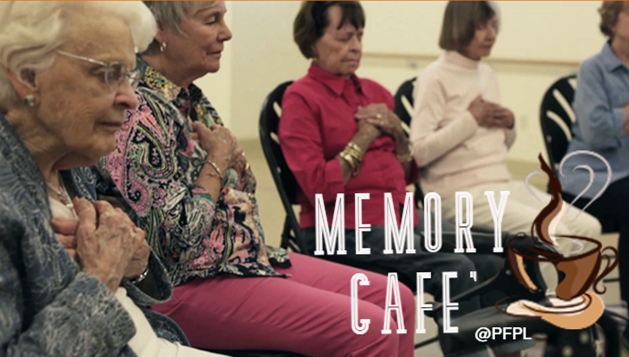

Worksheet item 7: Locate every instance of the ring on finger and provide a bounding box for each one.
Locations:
[376,113,382,119]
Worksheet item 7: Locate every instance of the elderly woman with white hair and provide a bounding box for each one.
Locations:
[93,1,416,356]
[0,2,225,356]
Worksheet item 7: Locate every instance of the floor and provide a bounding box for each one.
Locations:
[241,140,626,357]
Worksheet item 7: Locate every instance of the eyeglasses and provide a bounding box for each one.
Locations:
[56,50,141,90]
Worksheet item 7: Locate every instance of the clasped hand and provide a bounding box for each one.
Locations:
[354,103,405,140]
[468,95,515,129]
[190,121,247,176]
[50,198,149,291]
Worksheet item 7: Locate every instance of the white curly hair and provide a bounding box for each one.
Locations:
[0,1,157,109]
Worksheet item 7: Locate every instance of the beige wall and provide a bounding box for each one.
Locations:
[195,1,608,165]
[230,1,309,140]
[361,1,602,62]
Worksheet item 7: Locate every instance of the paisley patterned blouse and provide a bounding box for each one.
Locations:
[94,58,289,286]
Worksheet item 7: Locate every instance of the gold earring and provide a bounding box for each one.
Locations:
[23,94,38,107]
[159,42,168,52]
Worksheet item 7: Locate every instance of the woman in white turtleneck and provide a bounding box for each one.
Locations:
[410,1,602,253]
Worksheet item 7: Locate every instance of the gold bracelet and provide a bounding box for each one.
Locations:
[339,152,361,177]
[345,142,364,160]
[204,160,225,189]
[339,151,360,176]
[345,142,364,161]
[338,152,356,171]
[205,160,223,177]
[338,141,366,176]
[346,141,362,153]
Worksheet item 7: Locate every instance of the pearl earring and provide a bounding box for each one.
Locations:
[159,42,168,52]
[23,94,38,107]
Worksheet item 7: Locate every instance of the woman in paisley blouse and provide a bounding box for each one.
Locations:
[94,1,416,356]
[0,2,225,356]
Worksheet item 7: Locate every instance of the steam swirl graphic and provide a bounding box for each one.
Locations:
[500,153,618,330]
[530,154,563,247]
[558,150,612,223]
[524,152,612,253]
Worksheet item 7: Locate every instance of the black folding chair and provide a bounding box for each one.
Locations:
[393,76,424,209]
[539,74,578,175]
[258,80,309,254]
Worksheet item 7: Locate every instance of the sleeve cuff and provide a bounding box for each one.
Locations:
[190,184,216,208]
[222,168,240,190]
[122,253,172,306]
[323,158,345,197]
[613,107,626,145]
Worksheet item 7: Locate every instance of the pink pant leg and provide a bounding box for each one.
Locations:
[275,253,416,357]
[153,253,415,357]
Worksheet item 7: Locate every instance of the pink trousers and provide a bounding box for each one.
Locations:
[152,253,415,357]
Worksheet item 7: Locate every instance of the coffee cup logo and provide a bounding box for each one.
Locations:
[497,154,617,330]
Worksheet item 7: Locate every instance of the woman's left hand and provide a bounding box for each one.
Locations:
[50,211,149,279]
[489,105,515,129]
[115,209,149,279]
[124,239,150,278]
[231,151,249,176]
[355,104,405,139]
[51,217,79,260]
[190,132,200,145]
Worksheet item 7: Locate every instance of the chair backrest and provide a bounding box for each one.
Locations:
[393,76,417,135]
[539,74,577,173]
[258,81,310,254]
[393,76,424,208]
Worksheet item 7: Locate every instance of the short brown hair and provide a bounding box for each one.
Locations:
[293,1,365,59]
[599,1,626,38]
[439,1,498,51]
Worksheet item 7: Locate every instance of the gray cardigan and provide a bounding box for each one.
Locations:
[0,114,184,356]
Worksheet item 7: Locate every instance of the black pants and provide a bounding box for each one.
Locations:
[563,175,629,302]
[303,218,505,318]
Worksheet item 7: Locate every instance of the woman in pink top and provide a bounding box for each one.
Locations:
[410,2,601,260]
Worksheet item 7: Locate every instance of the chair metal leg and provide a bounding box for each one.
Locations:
[280,218,291,250]
[603,277,620,284]
[414,336,439,350]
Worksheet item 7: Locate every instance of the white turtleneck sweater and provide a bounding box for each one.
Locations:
[410,51,516,198]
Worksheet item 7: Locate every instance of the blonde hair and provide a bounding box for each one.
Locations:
[143,1,217,34]
[142,1,217,54]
